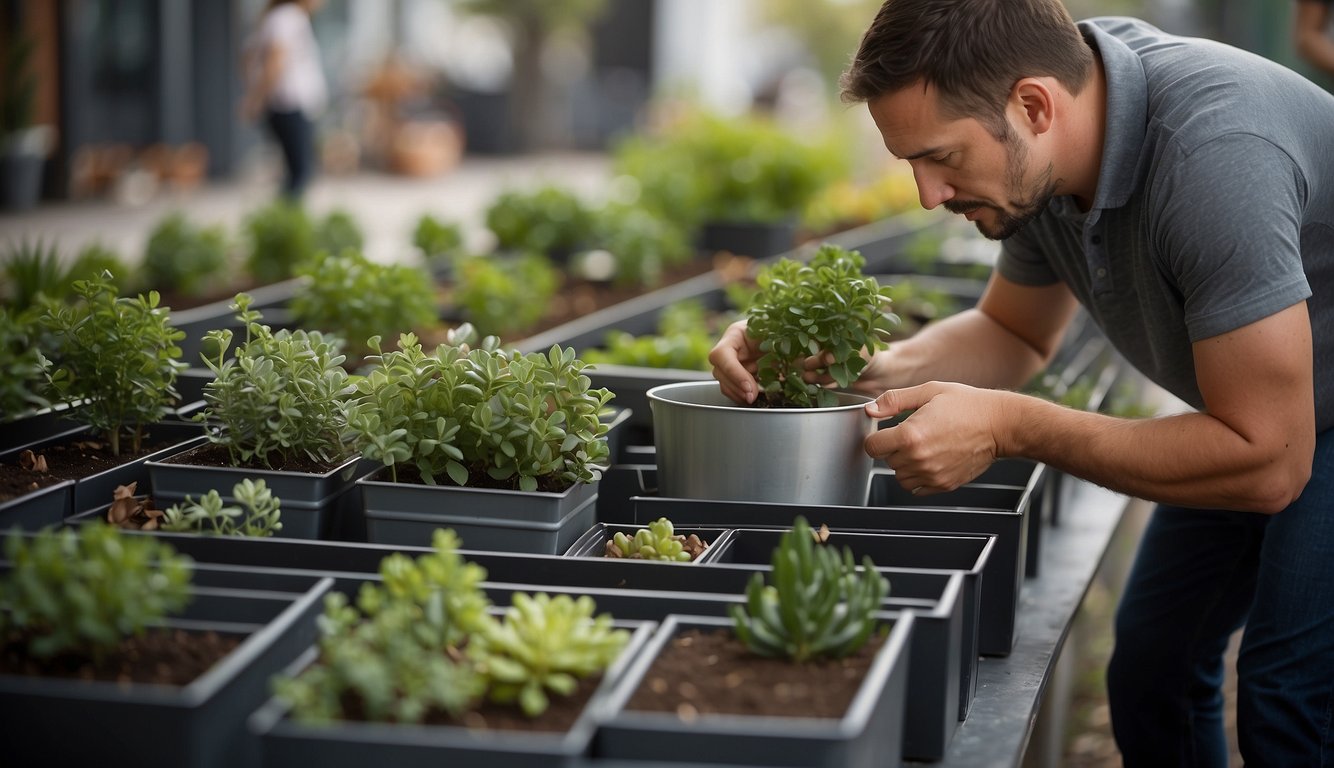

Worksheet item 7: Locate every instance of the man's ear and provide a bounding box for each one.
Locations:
[1011,78,1055,136]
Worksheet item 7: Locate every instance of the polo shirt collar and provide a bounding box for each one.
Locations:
[1078,19,1149,211]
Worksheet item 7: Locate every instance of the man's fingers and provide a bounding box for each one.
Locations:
[864,383,936,419]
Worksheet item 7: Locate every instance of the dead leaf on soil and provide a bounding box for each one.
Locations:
[18,449,48,473]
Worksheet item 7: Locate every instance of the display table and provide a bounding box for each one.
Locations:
[919,477,1135,767]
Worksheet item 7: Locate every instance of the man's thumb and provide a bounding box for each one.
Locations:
[865,384,932,419]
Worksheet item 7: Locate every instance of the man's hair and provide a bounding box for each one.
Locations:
[840,0,1094,138]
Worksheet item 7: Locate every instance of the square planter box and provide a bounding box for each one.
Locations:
[146,447,374,540]
[0,575,333,768]
[358,470,599,554]
[633,466,1029,657]
[595,613,913,768]
[563,522,733,565]
[248,621,657,768]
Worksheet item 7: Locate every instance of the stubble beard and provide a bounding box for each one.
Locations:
[945,137,1059,241]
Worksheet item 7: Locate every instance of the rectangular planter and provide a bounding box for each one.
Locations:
[146,447,374,540]
[563,522,733,565]
[0,576,333,768]
[358,470,599,554]
[249,621,657,768]
[0,478,75,531]
[0,406,88,454]
[71,422,210,516]
[698,218,798,259]
[633,466,1029,657]
[595,613,913,768]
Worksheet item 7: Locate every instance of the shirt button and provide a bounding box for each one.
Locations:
[1096,268,1108,278]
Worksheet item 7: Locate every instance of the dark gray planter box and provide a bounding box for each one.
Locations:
[698,218,798,259]
[146,447,373,540]
[71,422,209,516]
[249,621,657,768]
[359,470,598,554]
[0,478,75,531]
[563,522,733,565]
[595,613,913,768]
[633,466,1029,657]
[0,407,88,454]
[0,576,333,768]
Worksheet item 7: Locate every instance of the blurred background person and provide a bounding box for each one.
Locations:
[242,0,328,200]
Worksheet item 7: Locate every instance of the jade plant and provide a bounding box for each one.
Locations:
[35,271,186,456]
[274,528,628,724]
[606,517,708,562]
[289,248,440,360]
[343,326,612,491]
[197,293,353,469]
[159,478,284,537]
[0,523,193,664]
[730,516,889,663]
[746,244,898,408]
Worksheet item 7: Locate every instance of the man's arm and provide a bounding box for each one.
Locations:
[1295,1,1334,78]
[854,271,1080,393]
[868,302,1315,513]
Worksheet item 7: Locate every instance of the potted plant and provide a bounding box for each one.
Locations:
[596,516,913,767]
[485,185,596,265]
[562,515,730,564]
[70,478,285,538]
[453,251,562,341]
[0,523,333,768]
[138,211,233,306]
[249,528,652,766]
[0,271,201,527]
[348,326,612,553]
[647,243,897,506]
[146,294,369,540]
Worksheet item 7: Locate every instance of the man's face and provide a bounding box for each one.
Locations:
[868,83,1057,240]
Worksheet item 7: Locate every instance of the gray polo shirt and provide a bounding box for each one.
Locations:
[998,18,1334,430]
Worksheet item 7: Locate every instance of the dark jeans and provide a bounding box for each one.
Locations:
[265,108,314,200]
[1108,428,1334,766]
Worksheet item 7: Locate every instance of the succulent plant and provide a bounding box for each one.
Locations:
[0,523,193,663]
[729,516,889,663]
[160,478,283,537]
[607,517,706,562]
[468,592,630,717]
[746,244,898,408]
[198,293,353,469]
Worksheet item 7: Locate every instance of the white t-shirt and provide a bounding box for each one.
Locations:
[255,4,328,117]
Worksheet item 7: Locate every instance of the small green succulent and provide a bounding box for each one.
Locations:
[729,516,889,663]
[160,478,283,537]
[608,517,699,562]
[468,592,630,717]
[0,523,193,663]
[746,244,898,408]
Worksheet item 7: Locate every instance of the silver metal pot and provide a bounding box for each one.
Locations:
[647,381,875,506]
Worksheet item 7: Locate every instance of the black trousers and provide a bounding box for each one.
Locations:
[265,108,314,200]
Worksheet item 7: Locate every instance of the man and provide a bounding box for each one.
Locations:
[1296,0,1334,79]
[709,0,1334,764]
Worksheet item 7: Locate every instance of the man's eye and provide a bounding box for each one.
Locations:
[932,153,953,164]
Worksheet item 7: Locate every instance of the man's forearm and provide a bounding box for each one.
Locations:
[1003,394,1310,513]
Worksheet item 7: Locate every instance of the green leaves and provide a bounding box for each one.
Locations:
[198,294,353,469]
[140,211,230,298]
[746,244,899,408]
[0,524,193,662]
[729,517,889,663]
[343,328,612,491]
[608,517,696,562]
[160,478,283,537]
[35,271,186,455]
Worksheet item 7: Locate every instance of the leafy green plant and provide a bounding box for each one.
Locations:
[583,300,720,371]
[160,478,284,537]
[0,306,48,420]
[314,209,365,257]
[343,327,612,491]
[452,252,560,339]
[729,516,889,663]
[36,271,186,456]
[244,200,317,284]
[412,213,465,272]
[290,248,440,360]
[140,211,231,297]
[485,186,595,258]
[0,523,193,664]
[590,203,693,289]
[746,244,898,407]
[607,517,704,562]
[2,238,69,313]
[198,293,353,468]
[68,242,128,286]
[468,592,630,717]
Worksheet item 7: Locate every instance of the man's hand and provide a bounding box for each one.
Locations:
[709,319,844,404]
[864,382,1011,495]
